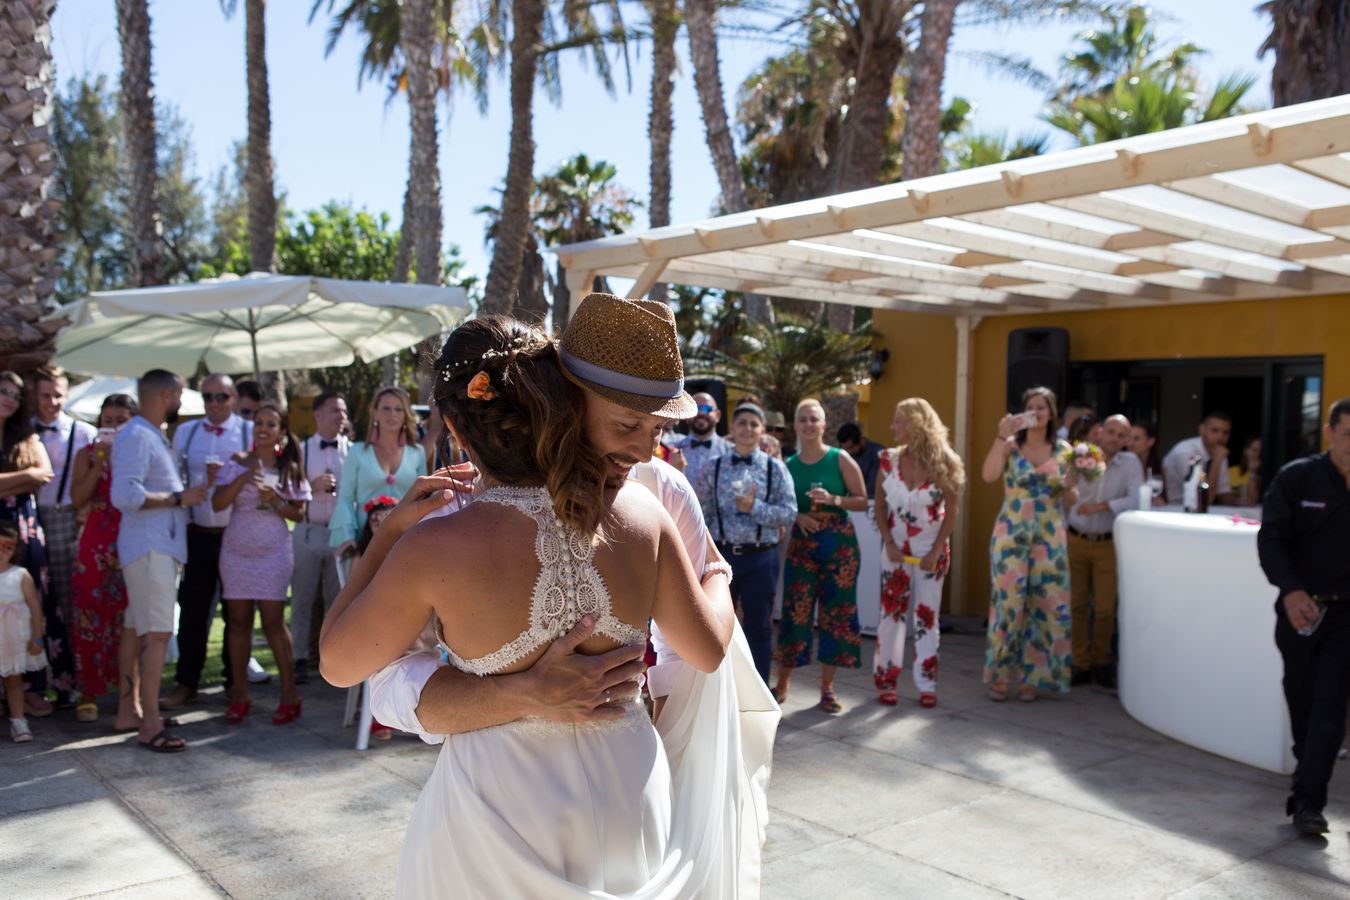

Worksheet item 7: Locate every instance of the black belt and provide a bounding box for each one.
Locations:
[1068,526,1112,542]
[188,524,226,534]
[717,542,777,557]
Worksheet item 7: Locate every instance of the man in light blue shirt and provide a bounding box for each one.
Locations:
[676,391,731,491]
[110,370,210,752]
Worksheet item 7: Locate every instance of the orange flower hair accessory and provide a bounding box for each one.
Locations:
[465,370,497,402]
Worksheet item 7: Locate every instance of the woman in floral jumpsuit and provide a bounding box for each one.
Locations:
[981,387,1078,702]
[874,398,963,708]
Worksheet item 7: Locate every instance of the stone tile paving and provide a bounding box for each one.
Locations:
[3,631,1348,899]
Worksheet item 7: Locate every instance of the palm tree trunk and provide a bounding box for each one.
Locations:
[244,0,276,273]
[685,0,771,323]
[116,0,163,286]
[481,0,544,313]
[646,0,678,304]
[402,0,442,287]
[0,0,64,372]
[392,167,414,283]
[1262,0,1350,106]
[900,0,958,181]
[833,11,906,193]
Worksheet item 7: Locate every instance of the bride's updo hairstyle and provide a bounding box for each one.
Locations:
[433,315,606,534]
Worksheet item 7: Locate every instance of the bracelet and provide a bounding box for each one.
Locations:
[702,560,733,585]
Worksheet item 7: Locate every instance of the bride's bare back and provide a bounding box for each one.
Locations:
[323,481,726,687]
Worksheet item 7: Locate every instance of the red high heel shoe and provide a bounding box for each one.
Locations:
[272,700,302,725]
[224,700,251,724]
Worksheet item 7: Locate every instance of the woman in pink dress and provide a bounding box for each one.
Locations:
[211,404,311,725]
[69,394,138,726]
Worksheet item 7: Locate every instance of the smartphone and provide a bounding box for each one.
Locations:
[1012,410,1040,431]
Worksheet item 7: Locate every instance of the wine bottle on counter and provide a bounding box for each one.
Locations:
[1183,458,1205,513]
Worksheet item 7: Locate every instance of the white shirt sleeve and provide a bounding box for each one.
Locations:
[366,645,446,745]
[642,458,719,698]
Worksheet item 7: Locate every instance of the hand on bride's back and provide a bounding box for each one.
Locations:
[382,470,474,536]
[518,615,647,723]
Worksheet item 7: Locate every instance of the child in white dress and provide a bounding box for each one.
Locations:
[0,520,46,742]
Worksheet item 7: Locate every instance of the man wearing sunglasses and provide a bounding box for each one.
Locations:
[165,374,254,710]
[676,392,730,492]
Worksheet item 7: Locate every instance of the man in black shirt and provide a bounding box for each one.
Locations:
[1258,396,1350,836]
[837,422,884,498]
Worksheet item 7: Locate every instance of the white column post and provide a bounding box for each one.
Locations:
[951,314,981,615]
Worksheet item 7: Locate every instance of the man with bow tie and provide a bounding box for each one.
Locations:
[30,366,96,706]
[676,391,730,491]
[165,373,253,709]
[694,402,798,683]
[290,391,350,684]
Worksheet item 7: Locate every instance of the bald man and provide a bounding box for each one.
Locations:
[1066,414,1144,689]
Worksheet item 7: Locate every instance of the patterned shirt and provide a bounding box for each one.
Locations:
[694,447,798,545]
[111,416,188,565]
[677,432,731,497]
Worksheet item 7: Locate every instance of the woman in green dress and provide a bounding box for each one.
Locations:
[774,399,869,713]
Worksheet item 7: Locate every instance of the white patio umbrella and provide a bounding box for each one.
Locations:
[49,272,469,379]
[66,375,204,422]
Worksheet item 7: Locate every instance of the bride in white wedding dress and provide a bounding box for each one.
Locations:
[320,316,735,898]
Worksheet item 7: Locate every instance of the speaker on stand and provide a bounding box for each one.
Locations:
[1006,328,1069,413]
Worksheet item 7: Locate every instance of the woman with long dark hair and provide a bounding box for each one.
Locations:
[212,404,311,725]
[69,394,138,726]
[320,315,732,895]
[0,370,56,718]
[981,386,1078,702]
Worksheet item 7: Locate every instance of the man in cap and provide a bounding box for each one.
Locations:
[367,294,745,733]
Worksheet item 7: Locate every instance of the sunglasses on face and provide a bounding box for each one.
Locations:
[202,393,232,403]
[696,404,716,415]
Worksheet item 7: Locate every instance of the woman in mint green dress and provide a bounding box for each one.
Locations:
[774,399,869,714]
[980,387,1078,702]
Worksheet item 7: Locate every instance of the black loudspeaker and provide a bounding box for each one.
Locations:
[1006,328,1069,414]
[683,377,729,436]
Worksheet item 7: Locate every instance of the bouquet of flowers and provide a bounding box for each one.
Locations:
[1061,442,1106,481]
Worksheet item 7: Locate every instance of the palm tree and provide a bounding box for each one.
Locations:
[645,0,679,304]
[1259,0,1350,106]
[402,0,443,286]
[481,0,545,314]
[1053,3,1202,102]
[0,0,64,371]
[115,0,163,286]
[946,130,1047,169]
[686,313,874,426]
[1046,69,1256,144]
[481,1,633,315]
[899,0,956,180]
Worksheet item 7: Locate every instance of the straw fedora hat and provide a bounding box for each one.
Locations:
[558,293,696,419]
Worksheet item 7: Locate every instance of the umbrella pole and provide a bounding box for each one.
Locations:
[249,309,261,382]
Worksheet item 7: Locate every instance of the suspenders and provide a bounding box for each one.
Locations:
[52,423,78,507]
[712,453,775,544]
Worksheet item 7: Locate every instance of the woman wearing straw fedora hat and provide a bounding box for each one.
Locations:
[323,296,778,898]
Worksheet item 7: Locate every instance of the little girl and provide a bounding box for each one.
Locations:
[0,520,46,742]
[345,496,398,741]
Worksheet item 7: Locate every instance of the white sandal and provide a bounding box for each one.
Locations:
[10,719,32,743]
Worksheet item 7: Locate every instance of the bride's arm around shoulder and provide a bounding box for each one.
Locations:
[320,473,463,687]
[642,490,734,674]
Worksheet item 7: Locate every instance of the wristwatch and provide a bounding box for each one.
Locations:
[172,491,183,507]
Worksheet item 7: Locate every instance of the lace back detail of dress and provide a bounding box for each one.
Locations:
[439,486,647,677]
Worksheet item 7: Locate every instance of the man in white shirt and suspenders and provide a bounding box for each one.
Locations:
[163,374,252,709]
[290,391,349,684]
[30,366,96,707]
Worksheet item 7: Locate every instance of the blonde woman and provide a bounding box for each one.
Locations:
[329,387,428,556]
[775,399,868,713]
[873,399,964,708]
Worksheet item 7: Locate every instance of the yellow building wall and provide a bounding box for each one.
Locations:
[870,293,1350,617]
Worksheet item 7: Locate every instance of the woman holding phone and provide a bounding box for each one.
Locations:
[981,386,1077,702]
[212,404,311,725]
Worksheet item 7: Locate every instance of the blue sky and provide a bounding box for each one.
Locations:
[52,1,1274,281]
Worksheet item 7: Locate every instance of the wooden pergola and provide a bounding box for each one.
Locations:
[553,93,1350,601]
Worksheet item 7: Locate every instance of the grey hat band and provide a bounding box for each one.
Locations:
[559,348,685,399]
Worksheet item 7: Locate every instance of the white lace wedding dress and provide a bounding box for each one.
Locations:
[396,486,742,899]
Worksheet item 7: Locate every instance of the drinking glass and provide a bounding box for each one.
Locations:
[258,471,280,510]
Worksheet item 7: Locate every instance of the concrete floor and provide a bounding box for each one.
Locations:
[3,631,1348,899]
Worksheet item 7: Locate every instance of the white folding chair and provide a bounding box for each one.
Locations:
[334,553,374,751]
